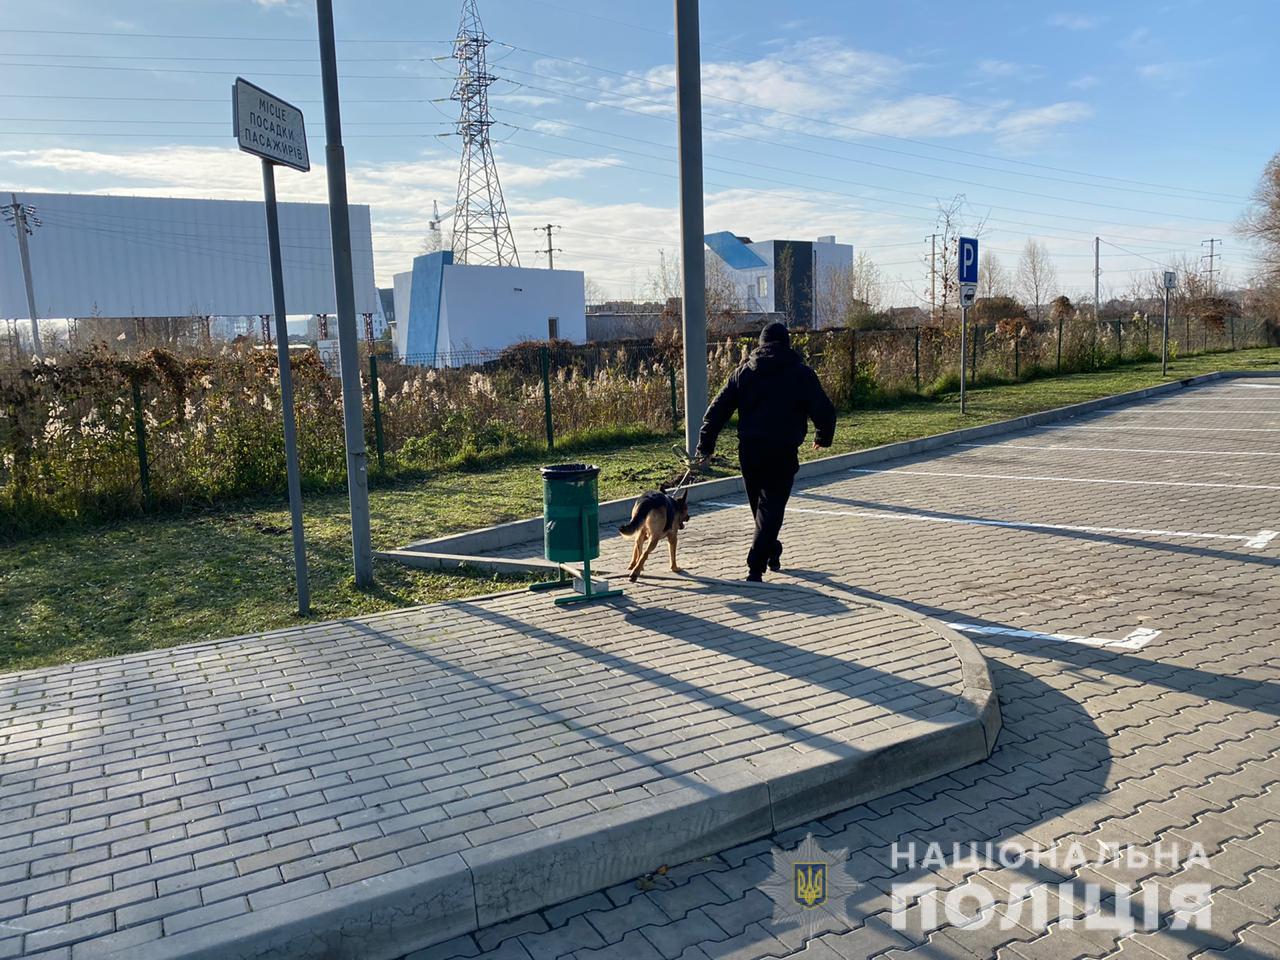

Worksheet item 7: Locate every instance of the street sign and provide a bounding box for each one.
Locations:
[233,77,310,172]
[959,283,977,308]
[235,76,312,614]
[1163,271,1177,290]
[959,236,979,285]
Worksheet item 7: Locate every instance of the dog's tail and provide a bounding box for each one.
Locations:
[618,497,655,537]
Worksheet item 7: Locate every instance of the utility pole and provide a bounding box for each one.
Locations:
[674,0,707,458]
[1093,236,1100,327]
[1201,238,1222,294]
[316,0,374,589]
[929,233,938,321]
[6,194,44,359]
[535,223,561,269]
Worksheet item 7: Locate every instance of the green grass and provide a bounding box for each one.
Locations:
[3,346,1278,674]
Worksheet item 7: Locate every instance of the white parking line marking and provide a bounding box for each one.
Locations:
[960,442,1280,458]
[945,622,1162,651]
[1228,383,1280,389]
[707,501,1277,549]
[1106,409,1280,414]
[1043,425,1280,433]
[848,467,1280,492]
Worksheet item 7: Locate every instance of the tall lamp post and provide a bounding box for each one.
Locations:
[674,0,707,456]
[315,0,374,588]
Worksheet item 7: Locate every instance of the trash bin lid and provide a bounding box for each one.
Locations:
[540,463,600,479]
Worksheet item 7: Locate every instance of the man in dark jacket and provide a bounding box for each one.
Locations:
[694,322,837,581]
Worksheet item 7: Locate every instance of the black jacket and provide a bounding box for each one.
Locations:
[695,342,837,457]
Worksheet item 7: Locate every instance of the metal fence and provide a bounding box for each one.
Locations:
[2,313,1275,529]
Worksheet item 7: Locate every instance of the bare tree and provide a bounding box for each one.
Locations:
[978,251,1008,300]
[816,252,884,328]
[1017,239,1058,327]
[704,256,744,336]
[922,196,986,320]
[583,278,606,306]
[1243,153,1280,281]
[646,249,682,303]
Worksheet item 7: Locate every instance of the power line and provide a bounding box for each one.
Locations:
[487,42,1247,204]
[0,33,1248,203]
[490,102,1231,225]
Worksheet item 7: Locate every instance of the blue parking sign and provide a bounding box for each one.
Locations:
[959,236,978,284]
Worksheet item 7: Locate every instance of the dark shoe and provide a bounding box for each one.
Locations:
[768,542,783,573]
[746,571,763,583]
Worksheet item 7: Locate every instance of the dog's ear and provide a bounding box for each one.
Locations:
[676,490,688,506]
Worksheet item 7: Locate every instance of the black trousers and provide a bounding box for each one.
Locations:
[739,442,800,575]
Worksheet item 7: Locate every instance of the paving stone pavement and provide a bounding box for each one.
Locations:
[0,566,988,958]
[424,377,1280,960]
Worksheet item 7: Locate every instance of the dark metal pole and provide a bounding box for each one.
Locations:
[262,160,311,615]
[674,0,707,457]
[540,344,554,450]
[316,0,373,588]
[1162,288,1170,376]
[368,353,385,473]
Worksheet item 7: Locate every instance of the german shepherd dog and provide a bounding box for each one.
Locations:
[618,490,690,581]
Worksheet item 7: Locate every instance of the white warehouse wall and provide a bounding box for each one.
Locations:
[436,264,585,358]
[0,191,377,319]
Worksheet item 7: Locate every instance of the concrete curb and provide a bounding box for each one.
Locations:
[106,579,1001,960]
[393,370,1244,559]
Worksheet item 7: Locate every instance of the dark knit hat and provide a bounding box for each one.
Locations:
[759,321,790,347]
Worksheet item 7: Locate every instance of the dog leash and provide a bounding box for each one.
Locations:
[668,445,703,495]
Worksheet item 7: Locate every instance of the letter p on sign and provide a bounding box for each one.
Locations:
[959,237,978,285]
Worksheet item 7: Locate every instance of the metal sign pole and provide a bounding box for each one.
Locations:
[674,0,707,457]
[261,159,311,615]
[1162,287,1170,377]
[959,305,968,414]
[316,0,374,588]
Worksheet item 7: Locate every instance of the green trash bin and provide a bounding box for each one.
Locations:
[541,463,600,562]
[533,463,622,606]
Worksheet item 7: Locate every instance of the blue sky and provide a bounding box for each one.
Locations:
[0,0,1274,304]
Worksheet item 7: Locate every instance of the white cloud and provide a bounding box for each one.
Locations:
[1135,58,1210,92]
[589,38,917,121]
[995,101,1093,147]
[977,59,1023,77]
[1068,74,1101,89]
[0,145,625,286]
[1049,13,1104,30]
[842,96,1004,140]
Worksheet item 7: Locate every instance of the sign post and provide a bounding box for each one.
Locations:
[1162,270,1176,377]
[958,236,978,414]
[234,77,311,615]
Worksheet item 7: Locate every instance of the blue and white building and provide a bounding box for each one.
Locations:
[392,251,586,364]
[704,232,854,328]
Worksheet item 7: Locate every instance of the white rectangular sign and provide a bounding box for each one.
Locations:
[234,77,310,172]
[1163,271,1177,290]
[317,338,341,376]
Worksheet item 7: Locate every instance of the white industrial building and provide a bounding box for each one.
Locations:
[704,232,854,327]
[0,191,379,322]
[392,250,586,364]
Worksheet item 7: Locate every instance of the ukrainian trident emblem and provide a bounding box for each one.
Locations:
[794,862,827,908]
